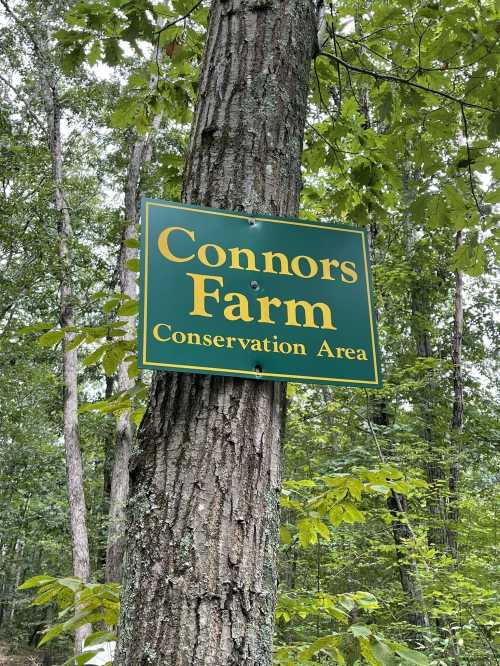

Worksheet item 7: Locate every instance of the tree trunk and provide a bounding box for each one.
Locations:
[105,119,161,583]
[115,2,317,664]
[43,82,91,654]
[371,401,429,631]
[7,538,24,623]
[448,230,464,562]
[367,169,429,633]
[99,374,115,573]
[105,135,143,584]
[408,219,460,663]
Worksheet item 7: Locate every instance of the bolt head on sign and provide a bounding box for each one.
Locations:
[138,199,382,388]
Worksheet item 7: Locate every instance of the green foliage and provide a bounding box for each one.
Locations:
[19,576,119,665]
[281,467,426,547]
[22,575,430,666]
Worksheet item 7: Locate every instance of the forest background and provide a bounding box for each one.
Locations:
[0,0,498,665]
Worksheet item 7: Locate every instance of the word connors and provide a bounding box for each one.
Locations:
[158,226,359,283]
[157,226,359,331]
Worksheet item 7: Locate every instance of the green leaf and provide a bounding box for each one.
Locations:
[19,575,55,590]
[279,526,292,545]
[103,38,122,66]
[38,622,65,646]
[127,358,138,379]
[394,647,429,665]
[17,322,53,335]
[38,330,65,348]
[372,639,396,665]
[126,258,140,272]
[103,297,121,313]
[132,407,145,426]
[117,300,138,316]
[84,631,117,647]
[62,45,86,73]
[87,40,101,65]
[428,195,449,229]
[452,242,486,276]
[61,652,100,666]
[110,97,138,128]
[341,502,366,524]
[66,333,86,351]
[360,638,380,666]
[102,349,122,376]
[58,577,84,593]
[83,346,107,367]
[31,585,60,606]
[349,624,372,638]
[487,112,500,140]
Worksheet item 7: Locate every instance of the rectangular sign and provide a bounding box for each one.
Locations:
[138,199,382,387]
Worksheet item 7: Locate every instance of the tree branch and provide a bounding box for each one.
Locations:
[318,50,497,113]
[154,0,204,35]
[460,103,481,214]
[153,0,204,91]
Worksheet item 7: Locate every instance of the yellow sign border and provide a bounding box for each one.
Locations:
[142,201,379,385]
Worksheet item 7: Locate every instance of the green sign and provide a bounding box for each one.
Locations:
[138,199,382,387]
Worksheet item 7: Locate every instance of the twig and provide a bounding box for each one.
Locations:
[326,21,361,110]
[154,0,204,35]
[304,120,358,192]
[335,32,396,68]
[154,0,204,90]
[460,103,481,215]
[362,391,419,541]
[468,608,500,666]
[313,58,340,124]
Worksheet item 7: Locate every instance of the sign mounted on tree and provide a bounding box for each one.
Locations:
[138,199,382,387]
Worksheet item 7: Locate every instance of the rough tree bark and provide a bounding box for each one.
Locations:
[42,81,91,653]
[115,1,317,664]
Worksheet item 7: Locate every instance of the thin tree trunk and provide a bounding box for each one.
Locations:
[371,401,429,631]
[115,2,317,664]
[105,119,161,583]
[448,230,464,562]
[367,165,429,632]
[0,494,30,628]
[7,539,24,623]
[42,81,91,654]
[105,135,143,583]
[99,374,115,573]
[409,224,461,664]
[410,283,449,549]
